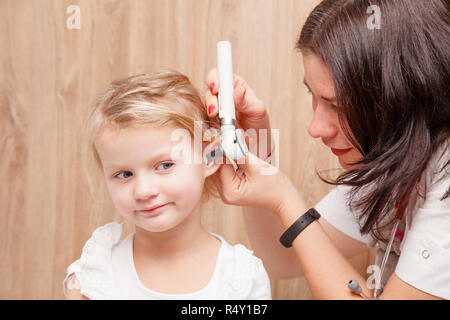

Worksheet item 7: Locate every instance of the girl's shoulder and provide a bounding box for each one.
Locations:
[212,233,271,299]
[83,222,124,252]
[213,232,263,267]
[63,222,125,299]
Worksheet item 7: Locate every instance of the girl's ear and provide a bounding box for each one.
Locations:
[202,136,223,178]
[204,157,221,178]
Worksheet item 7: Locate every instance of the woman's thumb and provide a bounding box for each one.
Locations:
[234,84,248,113]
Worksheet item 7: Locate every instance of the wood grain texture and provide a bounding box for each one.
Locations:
[0,0,374,299]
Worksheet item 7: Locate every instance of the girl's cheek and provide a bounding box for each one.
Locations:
[107,182,130,209]
[169,166,203,198]
[163,174,187,198]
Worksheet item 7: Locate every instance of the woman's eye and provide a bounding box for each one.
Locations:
[116,171,133,179]
[157,162,174,171]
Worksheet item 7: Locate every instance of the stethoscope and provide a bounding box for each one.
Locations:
[348,193,408,299]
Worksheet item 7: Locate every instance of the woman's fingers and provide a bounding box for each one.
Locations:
[206,68,241,94]
[212,152,262,205]
[204,68,272,160]
[205,68,259,121]
[215,163,240,205]
[206,69,241,116]
[205,83,247,119]
[233,82,247,113]
[206,68,219,95]
[205,89,219,118]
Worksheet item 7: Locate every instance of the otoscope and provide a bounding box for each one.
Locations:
[206,41,249,163]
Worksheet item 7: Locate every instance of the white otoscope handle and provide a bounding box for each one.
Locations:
[214,41,248,160]
[217,41,235,120]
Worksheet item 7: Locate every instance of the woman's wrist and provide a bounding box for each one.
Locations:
[273,175,308,227]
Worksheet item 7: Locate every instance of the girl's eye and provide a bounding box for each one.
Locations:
[116,171,133,179]
[157,162,174,171]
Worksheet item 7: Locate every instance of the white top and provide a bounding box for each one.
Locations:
[63,222,271,300]
[315,140,450,299]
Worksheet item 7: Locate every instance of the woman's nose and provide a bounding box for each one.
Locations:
[134,176,159,200]
[307,104,339,139]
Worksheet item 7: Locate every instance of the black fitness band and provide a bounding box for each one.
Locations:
[279,208,321,248]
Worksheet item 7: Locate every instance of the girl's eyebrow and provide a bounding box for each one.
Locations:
[303,78,336,103]
[104,150,172,170]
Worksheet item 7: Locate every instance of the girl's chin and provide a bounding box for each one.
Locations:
[135,212,191,234]
[135,220,177,233]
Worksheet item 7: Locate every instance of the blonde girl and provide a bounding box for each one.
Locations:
[63,71,271,300]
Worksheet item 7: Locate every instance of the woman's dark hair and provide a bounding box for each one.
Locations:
[296,0,450,241]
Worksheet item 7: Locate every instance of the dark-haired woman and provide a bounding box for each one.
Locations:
[205,0,449,299]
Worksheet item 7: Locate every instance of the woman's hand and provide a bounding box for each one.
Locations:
[204,69,298,213]
[210,151,295,214]
[204,69,272,151]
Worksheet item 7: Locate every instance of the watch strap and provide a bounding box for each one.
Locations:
[279,208,321,248]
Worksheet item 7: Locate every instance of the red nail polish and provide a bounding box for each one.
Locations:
[208,105,214,115]
[210,83,215,92]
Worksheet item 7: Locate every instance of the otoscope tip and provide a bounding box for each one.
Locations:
[206,145,224,162]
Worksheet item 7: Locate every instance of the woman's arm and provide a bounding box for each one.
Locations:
[276,183,443,299]
[243,206,368,280]
[274,186,372,299]
[204,69,444,299]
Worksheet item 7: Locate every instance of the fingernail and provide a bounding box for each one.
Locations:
[208,105,214,115]
[210,82,215,92]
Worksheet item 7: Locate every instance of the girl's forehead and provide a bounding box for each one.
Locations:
[95,124,194,155]
[96,126,193,164]
[97,124,181,140]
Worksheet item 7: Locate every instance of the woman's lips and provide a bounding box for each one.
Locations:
[331,147,353,156]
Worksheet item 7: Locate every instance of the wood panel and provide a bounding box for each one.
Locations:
[0,0,374,299]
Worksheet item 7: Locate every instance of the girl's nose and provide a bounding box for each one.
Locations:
[134,176,159,201]
[307,104,339,139]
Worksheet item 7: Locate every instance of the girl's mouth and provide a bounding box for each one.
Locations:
[138,204,168,216]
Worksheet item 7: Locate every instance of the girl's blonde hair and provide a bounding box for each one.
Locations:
[85,70,220,203]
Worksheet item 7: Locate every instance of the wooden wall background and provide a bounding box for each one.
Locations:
[0,0,375,299]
